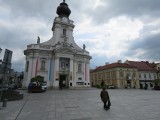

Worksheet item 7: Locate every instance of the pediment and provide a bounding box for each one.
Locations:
[55,42,77,54]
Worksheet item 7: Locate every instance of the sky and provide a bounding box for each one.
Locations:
[0,0,160,72]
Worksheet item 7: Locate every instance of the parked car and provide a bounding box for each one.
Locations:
[28,82,47,93]
[108,85,115,89]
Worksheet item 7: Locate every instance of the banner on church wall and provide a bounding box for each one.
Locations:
[35,59,38,76]
[48,59,52,81]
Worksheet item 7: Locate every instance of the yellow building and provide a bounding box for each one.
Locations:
[90,62,139,88]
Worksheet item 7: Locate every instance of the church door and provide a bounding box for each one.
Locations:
[59,75,69,88]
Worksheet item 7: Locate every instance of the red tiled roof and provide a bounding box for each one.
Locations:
[127,61,157,71]
[92,63,136,72]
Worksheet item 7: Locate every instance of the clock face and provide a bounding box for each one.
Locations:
[62,17,68,22]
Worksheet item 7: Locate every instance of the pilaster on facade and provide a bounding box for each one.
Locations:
[69,59,73,79]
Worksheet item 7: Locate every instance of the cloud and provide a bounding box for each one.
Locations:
[86,0,160,24]
[124,32,160,61]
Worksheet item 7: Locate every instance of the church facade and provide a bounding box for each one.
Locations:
[23,1,91,88]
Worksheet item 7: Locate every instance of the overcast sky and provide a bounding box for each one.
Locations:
[0,0,160,72]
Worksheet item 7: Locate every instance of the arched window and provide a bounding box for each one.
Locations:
[25,61,29,72]
[41,60,45,70]
[63,29,66,36]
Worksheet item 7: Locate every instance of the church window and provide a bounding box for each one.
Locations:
[41,60,45,70]
[61,62,65,69]
[60,58,70,70]
[63,29,66,36]
[25,61,29,72]
[78,63,82,72]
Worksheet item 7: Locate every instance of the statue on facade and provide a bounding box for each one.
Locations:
[83,44,86,50]
[37,36,40,44]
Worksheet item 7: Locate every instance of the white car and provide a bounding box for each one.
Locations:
[41,83,47,91]
[108,85,115,89]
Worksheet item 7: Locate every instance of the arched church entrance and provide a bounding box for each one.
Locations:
[59,74,69,88]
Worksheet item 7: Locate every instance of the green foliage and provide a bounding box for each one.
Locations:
[30,75,44,83]
[93,84,112,89]
[153,79,160,85]
[95,84,101,88]
[104,84,108,89]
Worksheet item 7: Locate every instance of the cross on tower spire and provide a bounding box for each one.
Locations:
[63,0,65,3]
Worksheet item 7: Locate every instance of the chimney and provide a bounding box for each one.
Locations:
[117,60,122,63]
[105,62,109,65]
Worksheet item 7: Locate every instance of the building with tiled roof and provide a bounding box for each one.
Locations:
[125,60,159,89]
[90,60,139,89]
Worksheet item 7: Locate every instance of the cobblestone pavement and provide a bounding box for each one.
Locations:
[0,88,160,120]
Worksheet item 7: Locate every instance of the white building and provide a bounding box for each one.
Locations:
[23,1,91,89]
[126,60,158,89]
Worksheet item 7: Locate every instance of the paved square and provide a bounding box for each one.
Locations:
[0,88,160,120]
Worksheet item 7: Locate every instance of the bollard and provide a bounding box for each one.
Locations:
[2,99,7,107]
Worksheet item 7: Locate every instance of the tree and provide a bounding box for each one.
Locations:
[30,75,44,83]
[153,79,160,86]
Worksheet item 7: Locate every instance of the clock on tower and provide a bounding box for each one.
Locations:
[62,17,68,22]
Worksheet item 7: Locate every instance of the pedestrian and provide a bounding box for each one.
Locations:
[100,79,105,88]
[100,87,111,110]
[59,80,63,90]
[144,83,148,90]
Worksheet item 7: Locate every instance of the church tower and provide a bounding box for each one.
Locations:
[23,0,92,89]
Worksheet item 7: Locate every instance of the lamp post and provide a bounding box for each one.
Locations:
[0,48,3,101]
[0,48,2,54]
[0,48,2,84]
[0,49,9,101]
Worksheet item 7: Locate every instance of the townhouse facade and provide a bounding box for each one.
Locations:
[126,61,159,89]
[90,61,139,89]
[91,60,160,89]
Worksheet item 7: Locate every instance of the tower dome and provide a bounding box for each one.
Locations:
[56,0,71,18]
